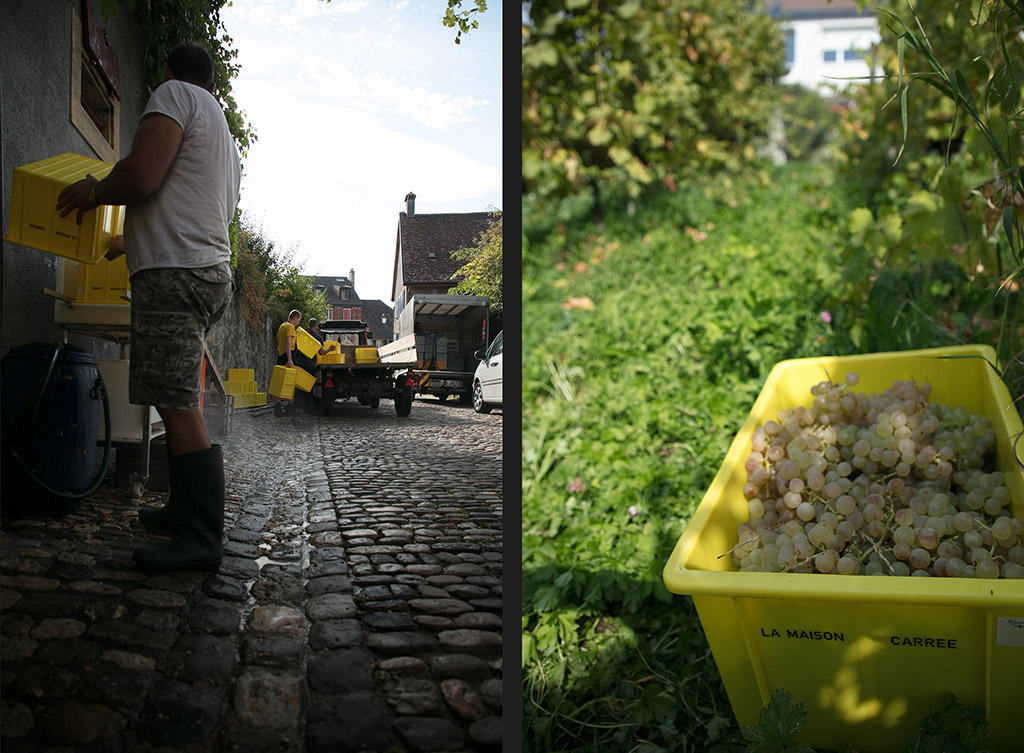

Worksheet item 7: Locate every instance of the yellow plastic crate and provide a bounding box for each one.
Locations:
[294,327,321,359]
[268,365,296,400]
[318,352,344,365]
[236,393,251,408]
[253,392,266,406]
[662,345,1024,752]
[5,153,126,263]
[59,255,130,304]
[293,366,316,393]
[223,380,256,395]
[228,369,255,382]
[355,347,379,364]
[321,341,339,354]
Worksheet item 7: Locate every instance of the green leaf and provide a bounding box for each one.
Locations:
[523,40,559,68]
[617,0,640,18]
[587,122,614,147]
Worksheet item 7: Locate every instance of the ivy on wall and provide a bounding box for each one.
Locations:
[98,0,255,155]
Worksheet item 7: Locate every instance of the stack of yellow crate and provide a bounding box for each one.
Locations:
[223,368,267,408]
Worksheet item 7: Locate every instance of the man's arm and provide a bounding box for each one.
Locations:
[286,335,295,367]
[56,113,184,223]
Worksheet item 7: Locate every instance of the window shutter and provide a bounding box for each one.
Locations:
[82,0,121,100]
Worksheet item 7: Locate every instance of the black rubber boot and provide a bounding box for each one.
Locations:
[138,443,220,534]
[137,442,180,533]
[133,445,224,573]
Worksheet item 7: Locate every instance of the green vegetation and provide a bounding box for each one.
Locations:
[449,213,503,333]
[231,214,327,331]
[98,0,255,154]
[523,164,851,752]
[522,0,786,208]
[833,0,1023,396]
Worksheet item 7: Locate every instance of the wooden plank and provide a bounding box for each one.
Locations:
[203,343,226,395]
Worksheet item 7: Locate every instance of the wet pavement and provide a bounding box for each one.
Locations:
[0,398,503,752]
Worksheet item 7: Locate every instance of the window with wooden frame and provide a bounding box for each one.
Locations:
[70,0,121,162]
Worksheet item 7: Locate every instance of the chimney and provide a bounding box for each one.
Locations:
[349,268,355,289]
[404,192,416,217]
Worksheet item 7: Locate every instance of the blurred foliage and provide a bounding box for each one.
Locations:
[834,0,1024,400]
[230,213,327,332]
[776,84,842,162]
[522,0,787,212]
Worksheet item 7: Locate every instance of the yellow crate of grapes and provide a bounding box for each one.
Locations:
[5,153,125,263]
[662,345,1024,753]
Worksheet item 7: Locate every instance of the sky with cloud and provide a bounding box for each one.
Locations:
[221,0,502,305]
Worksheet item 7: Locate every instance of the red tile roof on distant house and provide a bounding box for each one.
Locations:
[395,211,496,295]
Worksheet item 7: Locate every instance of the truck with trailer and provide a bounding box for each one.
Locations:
[377,294,489,403]
[306,320,417,417]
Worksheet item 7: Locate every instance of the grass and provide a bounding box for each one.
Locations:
[522,163,856,752]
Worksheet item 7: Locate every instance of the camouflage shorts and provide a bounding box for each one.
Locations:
[129,263,232,410]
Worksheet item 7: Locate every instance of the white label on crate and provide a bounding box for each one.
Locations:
[996,618,1024,648]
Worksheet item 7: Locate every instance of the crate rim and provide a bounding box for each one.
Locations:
[663,344,1024,608]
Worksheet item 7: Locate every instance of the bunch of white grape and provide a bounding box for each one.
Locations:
[731,372,1024,579]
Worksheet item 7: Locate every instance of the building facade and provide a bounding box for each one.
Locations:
[770,0,880,95]
[391,192,494,339]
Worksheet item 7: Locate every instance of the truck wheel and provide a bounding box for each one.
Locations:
[369,397,380,409]
[395,387,413,417]
[473,380,491,414]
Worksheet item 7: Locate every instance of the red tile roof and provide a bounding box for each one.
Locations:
[396,211,494,288]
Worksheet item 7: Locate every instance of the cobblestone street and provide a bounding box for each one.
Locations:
[0,398,503,752]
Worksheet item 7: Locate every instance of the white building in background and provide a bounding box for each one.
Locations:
[769,0,880,95]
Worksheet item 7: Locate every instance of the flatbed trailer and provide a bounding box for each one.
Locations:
[309,320,417,417]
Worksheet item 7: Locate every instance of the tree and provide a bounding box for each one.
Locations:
[523,0,787,206]
[449,214,503,326]
[443,0,488,44]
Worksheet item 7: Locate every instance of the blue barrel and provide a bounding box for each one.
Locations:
[1,343,101,516]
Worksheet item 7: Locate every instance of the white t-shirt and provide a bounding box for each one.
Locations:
[124,79,241,275]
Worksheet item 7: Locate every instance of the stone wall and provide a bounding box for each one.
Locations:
[206,290,277,394]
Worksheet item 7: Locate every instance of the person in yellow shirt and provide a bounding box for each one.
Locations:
[273,310,301,415]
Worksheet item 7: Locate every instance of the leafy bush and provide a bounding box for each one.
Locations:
[775,84,842,162]
[833,0,1024,404]
[522,0,787,208]
[230,213,327,331]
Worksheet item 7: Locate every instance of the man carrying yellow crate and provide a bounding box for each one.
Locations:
[56,43,239,574]
[273,309,301,416]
